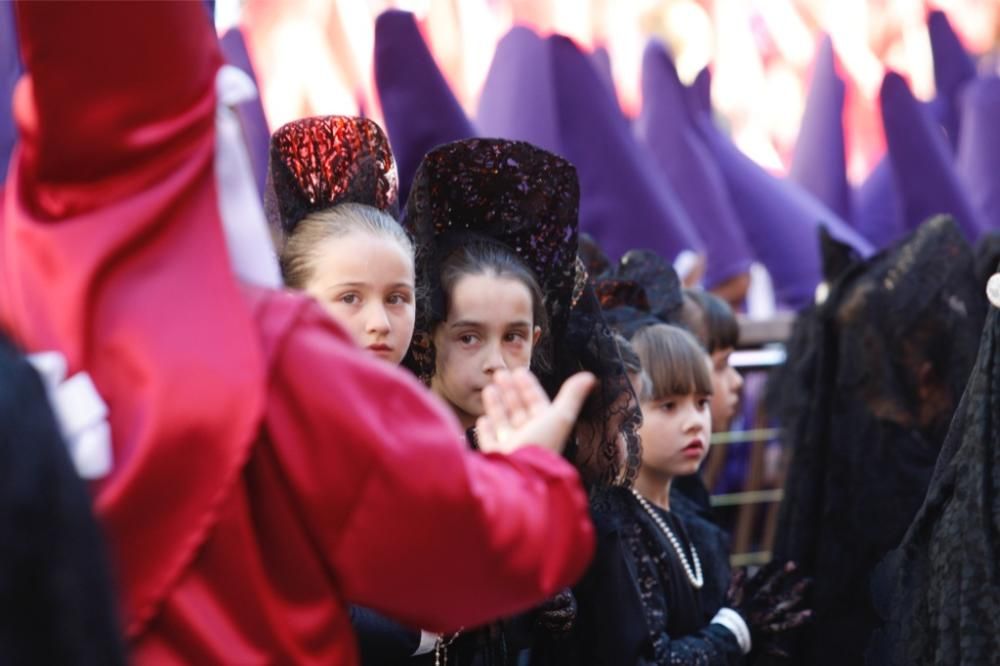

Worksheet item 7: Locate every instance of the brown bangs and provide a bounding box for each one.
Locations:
[631,324,713,400]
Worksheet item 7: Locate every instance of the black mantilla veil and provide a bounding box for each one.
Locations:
[560,269,643,490]
[869,270,1000,666]
[765,216,985,665]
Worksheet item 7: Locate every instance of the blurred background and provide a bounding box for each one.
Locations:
[219,0,1000,183]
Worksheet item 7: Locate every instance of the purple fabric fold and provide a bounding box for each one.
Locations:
[853,157,906,248]
[477,27,703,265]
[1,1,22,182]
[927,9,977,148]
[636,40,753,287]
[956,77,1000,232]
[696,115,873,308]
[374,9,476,205]
[789,35,851,222]
[880,70,984,241]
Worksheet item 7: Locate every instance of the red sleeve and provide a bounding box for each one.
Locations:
[266,301,595,632]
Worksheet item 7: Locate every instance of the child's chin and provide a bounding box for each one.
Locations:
[672,461,703,477]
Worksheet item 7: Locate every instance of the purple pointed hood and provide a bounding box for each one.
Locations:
[956,77,1000,231]
[695,115,874,308]
[590,45,620,110]
[927,9,977,148]
[853,156,906,248]
[789,35,851,222]
[688,66,712,119]
[476,26,560,152]
[477,27,703,265]
[374,10,476,205]
[880,71,984,241]
[636,40,753,287]
[219,27,271,200]
[1,1,21,182]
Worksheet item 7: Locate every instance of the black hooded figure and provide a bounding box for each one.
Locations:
[0,332,124,665]
[766,216,985,665]
[869,261,1000,665]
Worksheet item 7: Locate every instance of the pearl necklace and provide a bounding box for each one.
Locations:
[630,489,704,589]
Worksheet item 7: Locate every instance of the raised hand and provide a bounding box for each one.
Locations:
[475,368,595,456]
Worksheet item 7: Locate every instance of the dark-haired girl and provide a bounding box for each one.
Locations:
[404,138,588,665]
[563,324,809,665]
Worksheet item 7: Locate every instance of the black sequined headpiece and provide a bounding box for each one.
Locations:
[265,115,399,237]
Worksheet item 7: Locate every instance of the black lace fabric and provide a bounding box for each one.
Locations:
[767,216,985,665]
[559,281,643,489]
[869,298,1000,665]
[563,488,742,666]
[579,233,611,279]
[592,250,685,339]
[615,250,685,324]
[402,138,580,386]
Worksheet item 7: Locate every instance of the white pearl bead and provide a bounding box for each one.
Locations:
[631,489,704,589]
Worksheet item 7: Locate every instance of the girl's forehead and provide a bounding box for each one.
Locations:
[312,234,415,284]
[448,274,535,322]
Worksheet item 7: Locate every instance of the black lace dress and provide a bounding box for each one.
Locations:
[541,487,741,666]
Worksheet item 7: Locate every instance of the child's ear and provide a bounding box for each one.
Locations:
[532,326,542,346]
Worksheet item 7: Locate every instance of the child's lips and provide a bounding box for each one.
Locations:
[681,440,705,456]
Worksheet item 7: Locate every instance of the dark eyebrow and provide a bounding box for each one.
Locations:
[505,321,533,329]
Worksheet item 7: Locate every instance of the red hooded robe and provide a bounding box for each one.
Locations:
[0,2,594,663]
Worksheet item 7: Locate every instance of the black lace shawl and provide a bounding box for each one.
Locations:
[766,217,985,665]
[869,296,1000,665]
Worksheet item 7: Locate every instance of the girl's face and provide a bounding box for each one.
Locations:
[305,231,416,365]
[638,391,712,479]
[431,273,541,428]
[709,347,743,431]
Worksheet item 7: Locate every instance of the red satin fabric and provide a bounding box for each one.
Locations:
[2,0,265,637]
[133,288,595,664]
[1,2,595,662]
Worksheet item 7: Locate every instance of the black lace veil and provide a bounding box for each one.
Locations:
[869,274,1000,665]
[766,216,985,665]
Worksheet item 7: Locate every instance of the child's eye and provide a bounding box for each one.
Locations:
[504,331,526,343]
[459,334,480,345]
[698,398,711,409]
[386,292,411,305]
[339,293,360,305]
[660,401,676,412]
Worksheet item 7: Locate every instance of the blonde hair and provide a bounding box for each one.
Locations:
[631,324,713,400]
[280,202,413,288]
